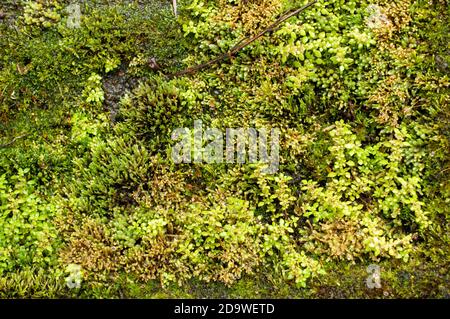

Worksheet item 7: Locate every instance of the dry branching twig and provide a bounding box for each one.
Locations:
[167,0,317,78]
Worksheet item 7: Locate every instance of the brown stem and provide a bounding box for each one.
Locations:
[0,134,28,148]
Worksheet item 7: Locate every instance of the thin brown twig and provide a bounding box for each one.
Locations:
[166,0,318,78]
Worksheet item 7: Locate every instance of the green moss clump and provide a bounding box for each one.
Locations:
[0,0,448,298]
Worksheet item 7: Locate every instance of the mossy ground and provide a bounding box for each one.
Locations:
[0,0,449,298]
